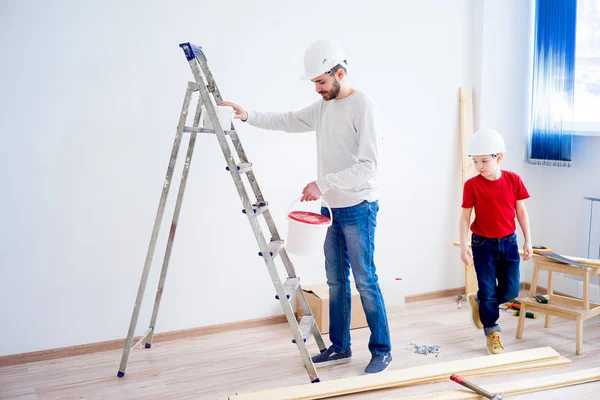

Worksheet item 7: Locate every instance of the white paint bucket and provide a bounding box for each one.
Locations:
[215,105,234,130]
[285,197,332,257]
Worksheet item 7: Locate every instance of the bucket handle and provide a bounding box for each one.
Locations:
[287,196,333,227]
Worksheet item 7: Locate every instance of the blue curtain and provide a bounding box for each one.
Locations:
[528,0,578,167]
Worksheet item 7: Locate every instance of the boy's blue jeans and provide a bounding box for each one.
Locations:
[321,200,391,356]
[471,232,521,336]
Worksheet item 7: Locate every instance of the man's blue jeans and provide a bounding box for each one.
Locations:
[321,200,391,356]
[471,232,521,336]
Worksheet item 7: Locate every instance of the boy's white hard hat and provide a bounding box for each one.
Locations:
[299,40,348,80]
[468,128,507,156]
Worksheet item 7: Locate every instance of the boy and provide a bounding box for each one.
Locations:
[459,128,533,354]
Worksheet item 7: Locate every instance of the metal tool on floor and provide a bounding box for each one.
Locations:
[408,342,440,357]
[533,246,588,269]
[506,299,521,310]
[450,374,504,399]
[514,310,537,319]
[116,42,327,382]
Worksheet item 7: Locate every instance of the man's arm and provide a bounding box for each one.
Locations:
[222,100,320,133]
[516,200,532,260]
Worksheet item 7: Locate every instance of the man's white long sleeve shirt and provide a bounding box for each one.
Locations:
[245,91,382,208]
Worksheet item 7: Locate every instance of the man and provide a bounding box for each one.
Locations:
[222,39,391,374]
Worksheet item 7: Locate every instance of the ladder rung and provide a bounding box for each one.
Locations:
[293,315,315,343]
[258,240,284,258]
[183,126,231,135]
[276,277,300,300]
[226,162,252,174]
[130,327,153,352]
[242,204,268,216]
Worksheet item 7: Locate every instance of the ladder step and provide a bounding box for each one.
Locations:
[293,315,315,343]
[183,126,231,135]
[258,240,284,258]
[242,202,268,216]
[130,327,153,352]
[276,277,300,300]
[226,162,252,174]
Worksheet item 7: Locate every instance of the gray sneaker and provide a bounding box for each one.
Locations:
[364,353,392,374]
[311,346,352,366]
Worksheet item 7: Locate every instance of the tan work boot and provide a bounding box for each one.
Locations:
[486,332,505,355]
[467,293,483,330]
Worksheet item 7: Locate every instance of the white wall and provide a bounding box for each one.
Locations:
[0,0,476,356]
[478,0,600,301]
[5,0,596,358]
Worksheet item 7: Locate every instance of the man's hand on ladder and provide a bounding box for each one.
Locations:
[301,181,322,202]
[220,101,248,121]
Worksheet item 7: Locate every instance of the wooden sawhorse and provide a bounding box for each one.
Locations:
[516,254,600,355]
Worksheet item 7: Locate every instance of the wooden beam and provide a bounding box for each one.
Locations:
[474,355,570,376]
[459,87,477,295]
[234,358,573,400]
[229,347,565,400]
[394,367,600,399]
[234,357,571,399]
[459,88,475,187]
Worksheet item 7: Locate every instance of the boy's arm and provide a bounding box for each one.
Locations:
[516,200,533,260]
[459,207,473,265]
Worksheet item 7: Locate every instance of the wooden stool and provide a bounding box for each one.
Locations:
[516,254,600,355]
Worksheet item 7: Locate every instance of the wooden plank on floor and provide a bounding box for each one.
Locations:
[394,367,600,399]
[231,356,570,399]
[475,355,570,375]
[229,347,562,400]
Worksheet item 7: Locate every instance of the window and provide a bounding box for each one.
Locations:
[573,0,600,135]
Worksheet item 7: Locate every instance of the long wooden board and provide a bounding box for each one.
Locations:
[235,355,570,397]
[474,355,570,376]
[228,347,563,400]
[233,356,571,399]
[459,87,477,294]
[394,367,600,399]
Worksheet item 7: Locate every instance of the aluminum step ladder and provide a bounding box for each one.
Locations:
[116,42,327,383]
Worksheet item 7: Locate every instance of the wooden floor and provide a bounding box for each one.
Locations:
[2,291,600,400]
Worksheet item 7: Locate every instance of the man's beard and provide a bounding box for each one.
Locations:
[320,79,341,101]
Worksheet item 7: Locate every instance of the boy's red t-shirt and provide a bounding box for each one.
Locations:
[461,170,530,239]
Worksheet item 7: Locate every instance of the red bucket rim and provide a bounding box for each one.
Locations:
[288,211,330,225]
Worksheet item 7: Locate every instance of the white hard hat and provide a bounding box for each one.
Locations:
[299,40,348,80]
[468,128,507,156]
